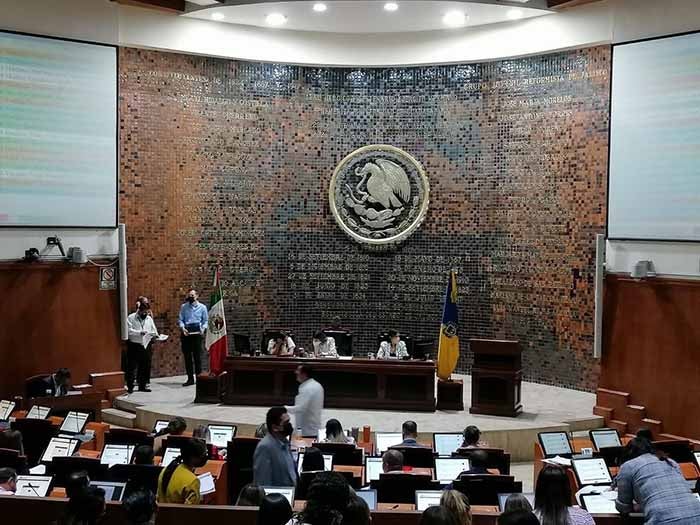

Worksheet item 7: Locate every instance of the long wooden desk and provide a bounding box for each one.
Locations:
[222,356,436,411]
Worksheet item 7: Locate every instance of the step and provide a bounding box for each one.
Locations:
[608,419,628,434]
[89,372,125,392]
[625,405,647,435]
[596,388,630,417]
[102,408,136,429]
[106,388,127,404]
[73,383,96,394]
[658,433,700,447]
[593,406,614,423]
[640,418,663,438]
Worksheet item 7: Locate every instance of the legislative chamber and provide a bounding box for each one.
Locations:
[1,0,700,524]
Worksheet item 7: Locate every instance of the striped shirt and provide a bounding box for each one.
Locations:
[616,453,700,524]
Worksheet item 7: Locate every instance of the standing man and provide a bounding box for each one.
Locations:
[285,365,324,438]
[126,297,159,393]
[178,289,208,387]
[253,407,297,487]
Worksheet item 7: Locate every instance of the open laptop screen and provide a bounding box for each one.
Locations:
[262,486,295,506]
[590,429,622,450]
[375,432,403,454]
[572,458,613,486]
[90,481,126,502]
[433,433,463,457]
[435,458,469,483]
[207,424,236,448]
[415,490,444,511]
[356,489,377,510]
[538,432,573,457]
[59,411,89,434]
[365,457,383,483]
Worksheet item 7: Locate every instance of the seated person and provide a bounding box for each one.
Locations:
[615,437,700,523]
[419,506,460,525]
[503,493,534,513]
[289,472,351,525]
[458,449,489,475]
[377,330,409,359]
[382,449,404,474]
[123,490,157,525]
[498,510,540,525]
[0,430,24,456]
[192,425,223,460]
[157,438,208,505]
[0,468,17,495]
[154,416,187,455]
[301,447,325,472]
[395,420,428,448]
[236,483,266,506]
[258,492,293,525]
[461,425,486,448]
[534,464,594,525]
[267,332,296,356]
[66,470,90,499]
[343,493,371,525]
[62,485,106,525]
[312,331,338,358]
[132,444,155,465]
[323,418,355,444]
[42,368,74,397]
[440,490,471,525]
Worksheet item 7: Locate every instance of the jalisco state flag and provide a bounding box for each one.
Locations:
[205,267,227,376]
[437,270,459,381]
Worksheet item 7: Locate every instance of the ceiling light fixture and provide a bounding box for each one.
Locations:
[443,10,467,28]
[384,2,399,12]
[313,3,327,12]
[266,13,288,26]
[211,12,225,21]
[506,8,525,20]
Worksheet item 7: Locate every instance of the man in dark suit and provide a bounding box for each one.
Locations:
[41,368,73,397]
[398,420,426,447]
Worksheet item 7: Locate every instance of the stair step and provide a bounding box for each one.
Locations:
[596,388,630,417]
[106,388,127,404]
[625,405,647,435]
[90,372,125,392]
[102,408,136,428]
[608,419,628,434]
[658,433,700,447]
[593,406,614,422]
[640,418,663,438]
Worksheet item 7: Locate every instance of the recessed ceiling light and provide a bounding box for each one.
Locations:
[443,10,467,28]
[211,12,225,21]
[506,8,525,20]
[384,2,399,12]
[266,13,287,26]
[313,3,327,12]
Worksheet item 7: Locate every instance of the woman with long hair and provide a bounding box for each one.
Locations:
[301,447,326,472]
[156,438,208,505]
[534,464,594,525]
[419,506,460,525]
[440,490,472,525]
[288,471,350,525]
[616,437,700,523]
[323,419,354,444]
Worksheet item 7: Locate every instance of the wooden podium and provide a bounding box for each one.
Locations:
[469,339,522,417]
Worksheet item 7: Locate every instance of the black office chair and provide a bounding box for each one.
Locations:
[594,446,624,468]
[105,428,154,448]
[323,329,353,356]
[227,437,260,505]
[453,474,521,505]
[389,446,436,469]
[162,435,193,452]
[11,418,56,467]
[313,442,363,466]
[453,447,511,475]
[654,440,695,464]
[297,470,356,499]
[371,473,438,503]
[0,448,28,474]
[50,456,109,487]
[412,339,436,360]
[109,464,163,496]
[25,374,52,399]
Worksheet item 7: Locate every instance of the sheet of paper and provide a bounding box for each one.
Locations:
[28,465,46,475]
[543,455,572,467]
[582,494,619,514]
[197,472,216,495]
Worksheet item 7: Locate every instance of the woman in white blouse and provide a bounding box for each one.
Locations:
[377,330,408,359]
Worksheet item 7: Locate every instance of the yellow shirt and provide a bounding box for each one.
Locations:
[157,463,201,505]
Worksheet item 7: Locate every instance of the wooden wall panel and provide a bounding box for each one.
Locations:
[601,275,700,439]
[0,263,122,400]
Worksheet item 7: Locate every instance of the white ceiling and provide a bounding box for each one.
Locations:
[184,1,551,34]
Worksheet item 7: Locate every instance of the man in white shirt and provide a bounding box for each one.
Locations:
[0,468,17,495]
[126,298,159,394]
[285,365,324,437]
[312,331,338,358]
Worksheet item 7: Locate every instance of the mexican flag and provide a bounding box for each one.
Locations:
[205,267,227,376]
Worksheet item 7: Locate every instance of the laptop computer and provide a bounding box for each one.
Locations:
[375,432,403,454]
[0,400,15,421]
[580,493,619,514]
[498,493,535,512]
[433,433,463,457]
[590,429,622,451]
[207,424,237,448]
[365,457,384,484]
[90,481,126,502]
[538,431,573,458]
[26,405,51,420]
[262,486,295,506]
[15,475,53,497]
[41,437,80,463]
[415,490,444,511]
[101,444,136,466]
[572,457,613,487]
[153,419,169,434]
[297,452,333,474]
[161,447,181,466]
[435,457,470,483]
[356,489,378,510]
[59,411,90,435]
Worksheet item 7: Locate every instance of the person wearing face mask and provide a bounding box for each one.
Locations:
[126,297,159,394]
[253,407,298,487]
[178,289,208,387]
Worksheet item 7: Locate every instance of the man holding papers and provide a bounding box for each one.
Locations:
[126,298,159,394]
[178,289,208,387]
